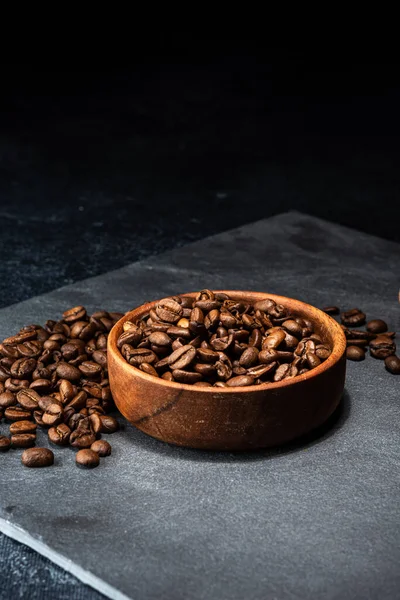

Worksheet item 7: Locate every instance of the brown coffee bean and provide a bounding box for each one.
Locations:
[3,331,36,345]
[0,435,11,451]
[78,361,102,378]
[11,433,36,448]
[370,336,396,359]
[117,328,142,349]
[17,388,41,411]
[168,345,197,370]
[99,415,119,434]
[21,447,54,468]
[161,371,174,381]
[226,375,255,387]
[66,391,87,411]
[322,306,340,315]
[367,319,388,334]
[70,419,96,448]
[42,403,64,426]
[193,381,213,387]
[340,308,366,327]
[48,423,71,445]
[76,448,100,468]
[239,347,259,368]
[196,348,219,363]
[210,334,234,352]
[247,362,278,379]
[0,391,17,408]
[262,330,286,350]
[56,362,81,381]
[89,413,103,434]
[172,370,202,384]
[215,355,233,381]
[346,339,368,348]
[139,363,159,377]
[5,406,32,421]
[29,378,52,394]
[273,364,299,381]
[384,355,400,374]
[315,345,331,360]
[17,341,42,358]
[193,363,217,378]
[306,353,321,369]
[204,309,220,330]
[155,298,183,323]
[10,420,37,434]
[346,346,366,361]
[126,348,157,367]
[148,332,172,347]
[91,439,111,457]
[58,379,75,404]
[62,306,87,323]
[10,358,37,379]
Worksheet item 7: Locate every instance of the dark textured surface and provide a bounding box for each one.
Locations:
[1,60,400,308]
[1,212,399,600]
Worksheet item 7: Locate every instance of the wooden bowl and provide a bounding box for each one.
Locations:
[108,291,347,451]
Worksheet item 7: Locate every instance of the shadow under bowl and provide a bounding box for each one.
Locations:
[108,291,347,451]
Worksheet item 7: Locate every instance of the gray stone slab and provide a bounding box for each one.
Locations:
[0,211,399,600]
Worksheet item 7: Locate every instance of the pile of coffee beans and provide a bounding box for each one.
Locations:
[0,307,123,468]
[118,291,332,387]
[322,306,399,374]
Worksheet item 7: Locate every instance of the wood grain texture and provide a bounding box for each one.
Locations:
[108,291,347,450]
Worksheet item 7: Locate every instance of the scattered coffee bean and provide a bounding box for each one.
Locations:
[340,308,366,327]
[346,346,366,361]
[367,319,388,334]
[76,448,100,468]
[21,447,54,468]
[9,420,37,434]
[48,423,71,445]
[11,433,36,448]
[91,439,112,456]
[370,336,396,359]
[0,435,11,452]
[384,355,400,374]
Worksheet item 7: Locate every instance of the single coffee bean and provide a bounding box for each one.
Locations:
[315,345,331,360]
[306,352,321,369]
[66,391,87,411]
[17,340,42,358]
[126,348,157,367]
[370,336,396,359]
[239,347,259,368]
[70,419,96,448]
[155,298,183,323]
[76,448,100,468]
[168,345,197,370]
[0,435,11,451]
[117,328,142,349]
[273,364,299,381]
[10,358,37,379]
[346,346,366,361]
[384,355,400,374]
[91,439,111,457]
[0,391,17,408]
[3,331,36,345]
[193,363,217,378]
[89,413,103,434]
[148,332,172,347]
[17,388,41,411]
[204,309,220,330]
[322,306,340,315]
[91,350,108,369]
[177,318,190,329]
[367,319,388,334]
[48,423,71,445]
[62,305,87,323]
[5,406,32,421]
[42,403,64,427]
[282,319,303,338]
[56,362,81,381]
[345,329,376,341]
[193,381,213,387]
[247,362,278,379]
[21,447,54,468]
[11,433,36,448]
[161,371,174,381]
[78,361,103,378]
[29,378,52,394]
[340,308,366,327]
[346,339,369,347]
[226,375,255,387]
[262,330,286,350]
[10,420,37,434]
[139,363,159,377]
[172,370,202,384]
[99,415,119,434]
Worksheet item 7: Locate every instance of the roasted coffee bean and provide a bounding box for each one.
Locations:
[384,355,400,374]
[5,406,32,421]
[193,381,213,387]
[56,362,81,381]
[22,447,54,468]
[315,345,331,360]
[139,363,159,377]
[11,358,36,379]
[79,361,102,378]
[155,298,183,323]
[48,423,71,445]
[0,344,20,359]
[17,388,41,411]
[29,378,51,394]
[226,375,255,387]
[370,336,396,359]
[172,370,202,384]
[215,356,232,381]
[11,433,36,448]
[3,331,36,345]
[127,348,157,367]
[166,326,192,340]
[42,403,64,427]
[67,391,87,411]
[204,309,220,330]
[99,415,119,434]
[76,448,100,468]
[89,413,103,434]
[367,319,388,334]
[91,439,111,457]
[306,353,321,369]
[239,347,259,368]
[117,328,142,349]
[340,308,366,327]
[0,435,11,451]
[168,345,197,370]
[322,306,340,315]
[161,371,174,381]
[262,330,286,350]
[17,341,42,358]
[148,332,172,347]
[210,334,234,352]
[58,379,75,404]
[247,362,278,379]
[248,329,262,349]
[0,391,17,408]
[346,339,369,347]
[38,396,60,412]
[273,364,299,381]
[196,348,220,363]
[70,419,96,448]
[10,420,37,434]
[232,365,247,376]
[346,346,366,361]
[193,363,217,378]
[63,306,87,323]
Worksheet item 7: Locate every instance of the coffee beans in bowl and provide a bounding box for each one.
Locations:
[107,291,347,450]
[115,290,333,387]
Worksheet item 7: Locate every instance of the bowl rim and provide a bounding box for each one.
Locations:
[108,290,347,393]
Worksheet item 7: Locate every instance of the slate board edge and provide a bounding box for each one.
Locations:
[0,518,128,600]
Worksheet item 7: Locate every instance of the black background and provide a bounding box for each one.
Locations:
[0,43,399,599]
